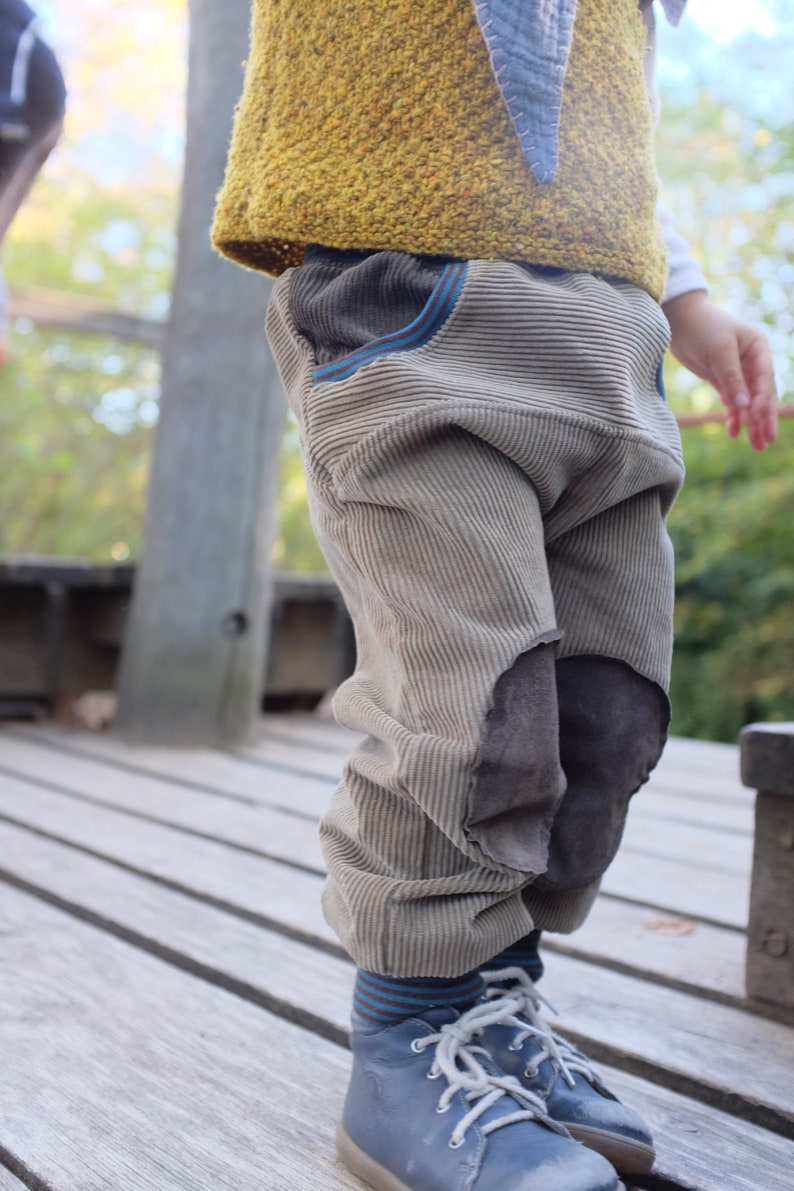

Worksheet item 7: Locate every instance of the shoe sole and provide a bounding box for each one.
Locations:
[337,1125,413,1191]
[338,1123,628,1190]
[565,1123,656,1175]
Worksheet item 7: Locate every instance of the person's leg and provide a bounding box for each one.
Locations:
[268,258,625,1190]
[267,257,682,1189]
[0,34,65,360]
[479,484,680,1177]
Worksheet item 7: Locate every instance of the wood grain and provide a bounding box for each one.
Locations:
[1,836,792,1190]
[0,1166,30,1191]
[0,886,361,1191]
[2,717,794,1191]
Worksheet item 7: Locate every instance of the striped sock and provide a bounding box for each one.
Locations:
[481,930,544,984]
[352,967,485,1027]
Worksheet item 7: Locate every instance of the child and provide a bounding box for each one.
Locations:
[214,2,777,1188]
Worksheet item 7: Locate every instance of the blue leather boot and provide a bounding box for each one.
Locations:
[479,968,655,1175]
[339,998,625,1190]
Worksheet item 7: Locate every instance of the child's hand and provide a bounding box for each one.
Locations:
[662,289,778,451]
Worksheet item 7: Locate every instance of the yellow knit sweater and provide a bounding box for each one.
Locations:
[212,0,667,300]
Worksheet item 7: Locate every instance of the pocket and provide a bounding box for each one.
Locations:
[311,260,468,385]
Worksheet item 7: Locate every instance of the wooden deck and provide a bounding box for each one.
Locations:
[0,714,792,1191]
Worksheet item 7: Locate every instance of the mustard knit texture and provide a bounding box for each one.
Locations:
[212,0,668,300]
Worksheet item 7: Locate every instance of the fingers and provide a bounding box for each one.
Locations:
[735,337,777,450]
[740,333,778,451]
[713,325,778,451]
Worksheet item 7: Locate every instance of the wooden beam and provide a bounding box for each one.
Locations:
[8,286,165,347]
[113,0,285,746]
[740,723,794,1013]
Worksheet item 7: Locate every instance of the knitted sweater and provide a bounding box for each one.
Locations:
[213,0,668,300]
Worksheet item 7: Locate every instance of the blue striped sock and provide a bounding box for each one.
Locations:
[353,968,485,1027]
[481,930,544,984]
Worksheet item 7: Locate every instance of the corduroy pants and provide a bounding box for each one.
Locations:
[267,258,685,977]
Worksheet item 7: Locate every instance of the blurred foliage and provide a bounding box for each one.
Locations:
[653,15,794,739]
[0,2,792,738]
[669,421,794,739]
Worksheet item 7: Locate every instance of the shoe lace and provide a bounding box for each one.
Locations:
[412,997,569,1149]
[482,966,605,1090]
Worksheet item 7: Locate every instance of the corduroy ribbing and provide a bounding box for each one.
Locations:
[266,259,684,977]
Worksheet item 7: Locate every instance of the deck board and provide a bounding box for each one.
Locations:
[0,1167,29,1191]
[1,715,792,1191]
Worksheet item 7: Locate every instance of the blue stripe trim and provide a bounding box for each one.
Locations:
[312,260,468,385]
[353,968,484,1023]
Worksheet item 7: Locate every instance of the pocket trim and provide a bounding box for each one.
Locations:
[311,260,468,385]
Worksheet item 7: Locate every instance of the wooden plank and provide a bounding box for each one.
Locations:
[0,885,362,1191]
[656,734,741,771]
[0,820,353,1040]
[645,772,753,806]
[0,1167,29,1191]
[0,772,335,950]
[0,733,326,872]
[5,724,336,818]
[8,285,165,347]
[539,951,794,1134]
[629,793,753,835]
[601,848,749,929]
[547,896,746,1003]
[596,1065,794,1191]
[620,812,752,876]
[2,833,792,1190]
[0,817,744,1043]
[4,732,753,939]
[3,728,750,932]
[0,755,747,1005]
[1,775,790,1129]
[257,712,360,754]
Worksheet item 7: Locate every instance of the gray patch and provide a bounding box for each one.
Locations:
[536,655,670,891]
[466,639,566,873]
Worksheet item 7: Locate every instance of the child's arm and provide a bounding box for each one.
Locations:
[644,7,778,451]
[663,288,778,451]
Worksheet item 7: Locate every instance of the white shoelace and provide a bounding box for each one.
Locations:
[482,966,605,1090]
[412,997,568,1149]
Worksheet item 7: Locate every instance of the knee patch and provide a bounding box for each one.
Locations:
[465,640,566,873]
[535,655,669,892]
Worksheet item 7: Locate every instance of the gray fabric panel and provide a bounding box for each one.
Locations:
[536,655,670,892]
[288,248,449,365]
[466,639,566,874]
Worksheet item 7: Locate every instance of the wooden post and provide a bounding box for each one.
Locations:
[114,0,285,746]
[739,723,794,1012]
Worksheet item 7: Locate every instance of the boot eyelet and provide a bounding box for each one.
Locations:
[436,1102,451,1114]
[448,1137,464,1149]
[426,1068,441,1080]
[410,1038,424,1054]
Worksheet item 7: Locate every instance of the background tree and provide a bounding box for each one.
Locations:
[112,0,285,745]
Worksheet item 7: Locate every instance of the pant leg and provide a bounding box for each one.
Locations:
[312,423,568,977]
[267,257,684,975]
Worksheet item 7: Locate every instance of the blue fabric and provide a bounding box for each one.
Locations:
[353,966,485,1026]
[482,930,545,983]
[469,0,687,184]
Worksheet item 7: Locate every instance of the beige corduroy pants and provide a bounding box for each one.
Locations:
[267,259,685,977]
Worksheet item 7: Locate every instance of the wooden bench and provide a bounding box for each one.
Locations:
[0,715,792,1190]
[741,723,794,1015]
